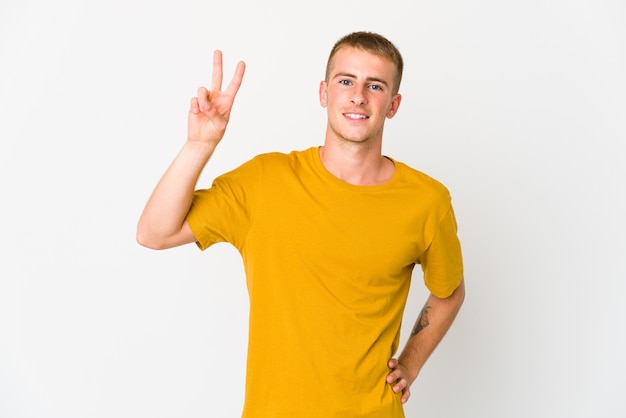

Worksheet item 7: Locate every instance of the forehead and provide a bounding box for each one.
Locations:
[328,46,396,81]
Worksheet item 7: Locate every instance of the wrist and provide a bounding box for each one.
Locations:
[176,140,216,171]
[396,355,420,384]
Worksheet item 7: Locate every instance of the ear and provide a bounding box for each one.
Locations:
[319,81,328,107]
[386,94,402,119]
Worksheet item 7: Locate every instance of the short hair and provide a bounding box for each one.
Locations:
[325,31,404,95]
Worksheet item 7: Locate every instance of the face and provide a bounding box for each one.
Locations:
[319,47,401,146]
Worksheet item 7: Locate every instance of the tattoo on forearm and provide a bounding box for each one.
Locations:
[411,305,431,337]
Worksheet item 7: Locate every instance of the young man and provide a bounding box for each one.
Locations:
[137,31,465,418]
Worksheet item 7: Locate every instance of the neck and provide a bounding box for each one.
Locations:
[318,141,394,186]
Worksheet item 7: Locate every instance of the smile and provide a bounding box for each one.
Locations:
[344,113,368,120]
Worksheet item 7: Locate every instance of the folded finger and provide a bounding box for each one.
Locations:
[197,87,211,111]
[189,97,199,114]
[401,388,411,404]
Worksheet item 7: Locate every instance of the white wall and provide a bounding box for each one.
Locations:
[1,0,624,417]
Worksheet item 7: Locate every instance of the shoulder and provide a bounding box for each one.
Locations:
[244,148,316,172]
[216,148,314,185]
[392,159,451,201]
[251,148,314,163]
[224,150,294,174]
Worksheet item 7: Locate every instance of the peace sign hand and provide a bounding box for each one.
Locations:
[188,50,246,147]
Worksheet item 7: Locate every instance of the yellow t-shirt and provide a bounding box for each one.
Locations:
[187,147,463,418]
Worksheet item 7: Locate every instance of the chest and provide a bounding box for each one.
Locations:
[248,181,429,279]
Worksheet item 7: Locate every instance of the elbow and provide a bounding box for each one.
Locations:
[136,219,193,250]
[136,231,157,250]
[136,224,167,250]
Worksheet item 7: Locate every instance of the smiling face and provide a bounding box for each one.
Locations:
[320,46,402,148]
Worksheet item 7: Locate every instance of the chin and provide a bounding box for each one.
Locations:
[340,136,372,146]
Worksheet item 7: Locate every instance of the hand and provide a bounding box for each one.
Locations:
[386,358,413,404]
[188,50,246,146]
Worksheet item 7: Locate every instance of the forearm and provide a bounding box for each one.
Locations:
[136,140,216,249]
[398,279,465,383]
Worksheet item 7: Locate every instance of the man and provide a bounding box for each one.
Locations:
[137,31,465,418]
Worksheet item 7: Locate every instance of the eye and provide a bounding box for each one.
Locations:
[339,79,352,86]
[369,84,383,91]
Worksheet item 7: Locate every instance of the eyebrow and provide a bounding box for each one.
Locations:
[333,72,390,87]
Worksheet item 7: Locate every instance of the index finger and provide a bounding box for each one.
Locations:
[211,49,224,92]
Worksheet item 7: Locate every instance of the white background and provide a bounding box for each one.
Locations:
[1,0,625,417]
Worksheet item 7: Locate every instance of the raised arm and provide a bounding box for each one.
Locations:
[136,50,246,250]
[386,278,465,403]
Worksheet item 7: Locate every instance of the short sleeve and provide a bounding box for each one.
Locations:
[186,159,259,251]
[419,205,464,298]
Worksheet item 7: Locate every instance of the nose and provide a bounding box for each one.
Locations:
[350,86,367,105]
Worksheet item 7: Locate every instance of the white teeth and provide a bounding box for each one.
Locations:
[345,113,367,119]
